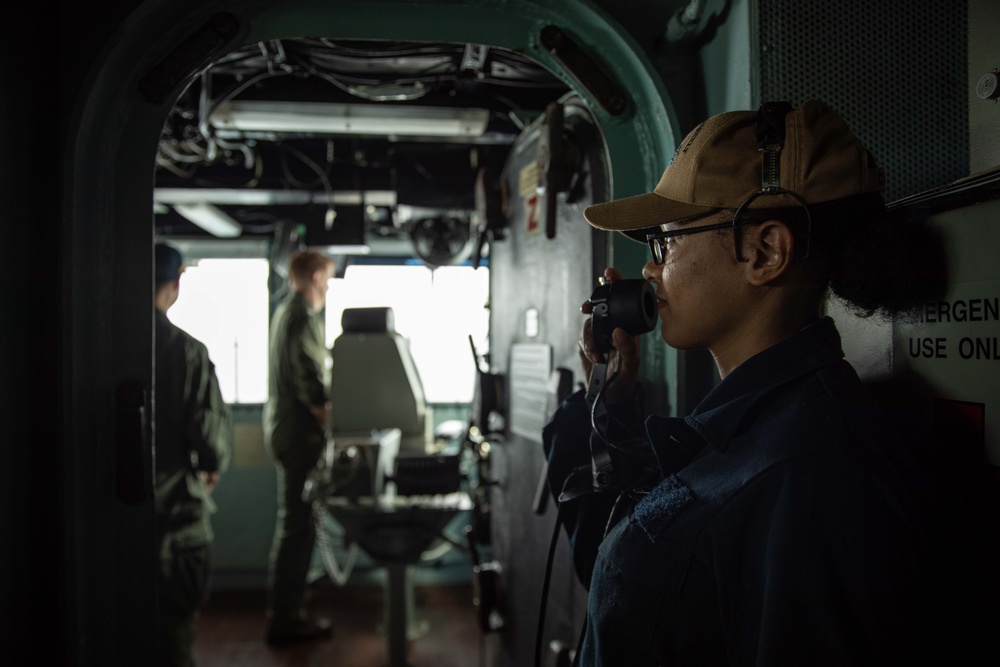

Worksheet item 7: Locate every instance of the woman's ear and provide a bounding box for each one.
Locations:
[743,220,794,286]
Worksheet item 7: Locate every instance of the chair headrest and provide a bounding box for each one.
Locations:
[341,307,395,334]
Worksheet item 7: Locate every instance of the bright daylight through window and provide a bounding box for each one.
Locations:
[167,258,270,404]
[326,264,490,404]
[165,259,489,406]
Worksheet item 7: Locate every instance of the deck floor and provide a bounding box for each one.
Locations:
[193,584,486,667]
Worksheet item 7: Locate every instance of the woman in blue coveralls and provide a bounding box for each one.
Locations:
[543,100,947,666]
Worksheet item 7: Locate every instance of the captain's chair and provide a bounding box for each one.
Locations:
[324,307,463,667]
[330,307,432,453]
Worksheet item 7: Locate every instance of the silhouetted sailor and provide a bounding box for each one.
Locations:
[154,242,232,667]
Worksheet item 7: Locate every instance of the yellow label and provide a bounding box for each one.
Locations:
[519,162,539,198]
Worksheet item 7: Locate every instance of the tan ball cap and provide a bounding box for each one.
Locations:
[583,99,885,235]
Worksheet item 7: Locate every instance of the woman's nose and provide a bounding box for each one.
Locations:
[641,260,659,282]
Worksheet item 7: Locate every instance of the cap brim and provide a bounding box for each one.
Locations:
[583,191,716,242]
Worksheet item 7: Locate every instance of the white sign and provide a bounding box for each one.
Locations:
[508,343,553,443]
[895,282,1000,465]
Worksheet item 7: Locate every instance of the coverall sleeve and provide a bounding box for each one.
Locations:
[542,390,652,588]
[288,311,329,409]
[185,343,232,474]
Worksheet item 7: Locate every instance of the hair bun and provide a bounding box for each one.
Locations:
[829,212,948,318]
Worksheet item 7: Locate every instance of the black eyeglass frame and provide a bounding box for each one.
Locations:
[644,188,812,265]
[646,213,738,265]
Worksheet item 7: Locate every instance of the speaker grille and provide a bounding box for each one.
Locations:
[757,0,968,203]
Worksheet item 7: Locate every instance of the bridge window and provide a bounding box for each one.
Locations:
[166,257,270,404]
[326,264,489,404]
[164,257,488,406]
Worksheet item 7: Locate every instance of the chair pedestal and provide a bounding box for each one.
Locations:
[326,494,472,667]
[383,563,413,667]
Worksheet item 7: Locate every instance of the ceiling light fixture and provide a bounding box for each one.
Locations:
[314,244,372,256]
[173,203,243,238]
[154,189,397,207]
[210,101,491,137]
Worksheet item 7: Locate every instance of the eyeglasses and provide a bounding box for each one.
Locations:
[645,189,812,265]
[645,211,749,265]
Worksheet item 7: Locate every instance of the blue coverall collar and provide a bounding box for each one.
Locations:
[648,317,846,456]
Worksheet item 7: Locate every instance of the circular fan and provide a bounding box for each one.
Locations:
[409,216,475,267]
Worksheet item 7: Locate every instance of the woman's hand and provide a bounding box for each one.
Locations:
[578,267,642,404]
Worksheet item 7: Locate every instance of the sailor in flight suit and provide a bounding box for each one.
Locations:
[263,250,336,647]
[153,242,232,667]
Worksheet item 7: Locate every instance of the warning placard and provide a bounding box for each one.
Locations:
[895,279,1000,465]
